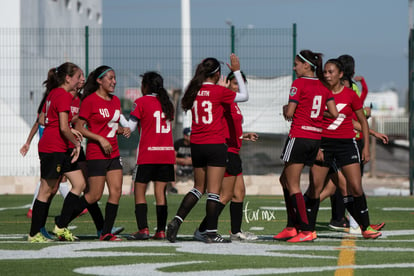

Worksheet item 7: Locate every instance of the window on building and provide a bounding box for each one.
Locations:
[77,1,82,13]
[96,13,102,24]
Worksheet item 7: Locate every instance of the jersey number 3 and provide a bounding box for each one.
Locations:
[193,100,212,124]
[154,110,171,133]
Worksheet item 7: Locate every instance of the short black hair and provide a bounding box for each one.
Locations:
[227,71,247,83]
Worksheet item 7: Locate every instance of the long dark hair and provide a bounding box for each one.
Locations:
[82,65,113,100]
[37,62,79,114]
[141,71,174,121]
[337,54,355,85]
[181,57,221,111]
[325,58,345,89]
[297,49,324,81]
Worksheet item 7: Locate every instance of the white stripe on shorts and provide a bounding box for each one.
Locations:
[282,137,295,163]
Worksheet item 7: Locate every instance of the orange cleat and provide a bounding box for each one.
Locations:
[26,209,32,219]
[362,226,382,239]
[370,222,385,231]
[287,231,316,243]
[273,227,297,241]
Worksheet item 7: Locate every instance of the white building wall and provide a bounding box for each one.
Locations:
[0,0,102,176]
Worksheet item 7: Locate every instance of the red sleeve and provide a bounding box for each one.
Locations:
[221,86,236,104]
[130,98,143,120]
[359,77,368,103]
[351,91,363,111]
[288,78,302,103]
[78,96,92,120]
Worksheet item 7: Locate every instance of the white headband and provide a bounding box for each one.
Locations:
[298,53,316,68]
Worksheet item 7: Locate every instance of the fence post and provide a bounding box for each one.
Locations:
[410,29,413,195]
[292,23,297,81]
[85,25,89,77]
[369,117,376,178]
[231,24,235,54]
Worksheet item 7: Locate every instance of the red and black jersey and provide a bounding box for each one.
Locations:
[78,92,121,160]
[68,95,81,149]
[130,94,175,164]
[69,95,80,126]
[190,83,236,144]
[322,86,363,139]
[288,77,334,139]
[38,87,72,153]
[224,102,243,154]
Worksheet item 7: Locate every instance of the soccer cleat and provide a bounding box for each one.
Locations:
[127,228,150,240]
[328,217,349,232]
[100,233,122,241]
[204,233,231,243]
[97,226,125,238]
[53,225,79,241]
[362,226,382,239]
[193,228,208,242]
[166,218,181,243]
[230,231,258,241]
[370,222,385,231]
[26,209,32,218]
[28,232,53,243]
[287,231,316,243]
[273,227,297,241]
[111,226,125,235]
[312,231,317,240]
[152,231,166,240]
[77,208,88,217]
[40,227,54,240]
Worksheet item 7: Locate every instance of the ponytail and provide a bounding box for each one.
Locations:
[297,50,324,81]
[39,62,79,113]
[141,71,174,120]
[181,57,221,111]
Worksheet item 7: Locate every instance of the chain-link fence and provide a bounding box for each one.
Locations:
[0,26,296,176]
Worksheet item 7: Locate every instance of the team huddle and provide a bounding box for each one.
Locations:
[21,51,385,243]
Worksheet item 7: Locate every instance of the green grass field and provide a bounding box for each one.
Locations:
[1,194,414,275]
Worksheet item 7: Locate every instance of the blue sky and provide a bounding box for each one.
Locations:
[103,0,409,103]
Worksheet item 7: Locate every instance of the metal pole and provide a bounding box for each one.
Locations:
[231,25,235,54]
[408,29,414,195]
[85,25,89,77]
[181,0,192,129]
[292,23,297,80]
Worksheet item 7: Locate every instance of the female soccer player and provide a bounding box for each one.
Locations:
[75,66,130,241]
[28,62,85,242]
[194,71,259,241]
[320,55,386,234]
[166,54,248,243]
[273,50,338,243]
[308,59,381,239]
[120,71,175,240]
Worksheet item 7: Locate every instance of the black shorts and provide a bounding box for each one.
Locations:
[87,157,123,177]
[225,152,242,176]
[65,147,86,171]
[134,164,175,183]
[77,146,86,162]
[190,143,228,168]
[356,139,365,176]
[39,150,79,179]
[318,137,360,168]
[280,137,320,166]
